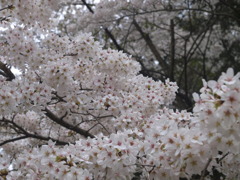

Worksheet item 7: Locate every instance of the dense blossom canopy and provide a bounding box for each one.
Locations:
[0,0,240,180]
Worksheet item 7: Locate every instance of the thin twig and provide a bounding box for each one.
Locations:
[0,5,14,12]
[200,157,212,180]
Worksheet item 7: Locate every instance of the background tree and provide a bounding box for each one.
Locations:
[56,0,240,110]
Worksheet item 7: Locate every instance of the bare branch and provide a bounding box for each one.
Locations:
[104,28,125,52]
[170,19,175,81]
[133,19,168,71]
[27,133,69,146]
[0,136,28,146]
[81,0,94,14]
[0,117,69,146]
[218,152,229,163]
[44,107,95,138]
[0,5,14,12]
[80,1,132,56]
[61,2,95,7]
[0,61,15,81]
[200,157,212,180]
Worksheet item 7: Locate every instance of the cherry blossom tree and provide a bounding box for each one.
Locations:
[57,0,240,110]
[0,0,240,180]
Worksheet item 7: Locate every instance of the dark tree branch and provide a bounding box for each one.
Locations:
[0,5,14,12]
[0,61,15,81]
[186,16,216,61]
[0,118,69,146]
[132,19,168,71]
[217,152,229,163]
[104,28,125,52]
[62,2,95,7]
[0,136,28,146]
[0,134,68,146]
[81,0,94,14]
[170,19,175,81]
[184,40,188,98]
[200,157,212,180]
[27,133,68,146]
[44,108,95,138]
[195,26,213,80]
[81,0,131,56]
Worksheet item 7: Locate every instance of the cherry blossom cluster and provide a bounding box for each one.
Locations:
[192,68,240,178]
[193,68,240,154]
[0,1,240,180]
[0,0,62,27]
